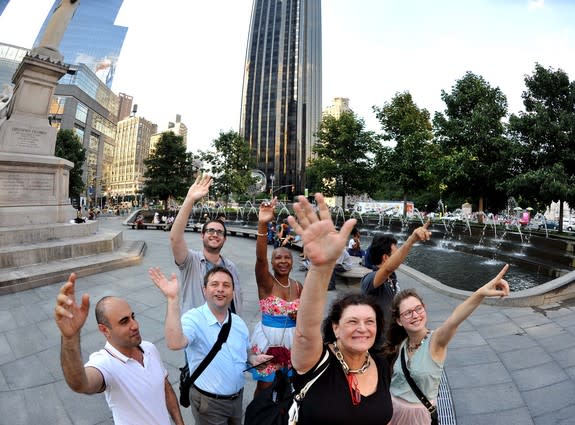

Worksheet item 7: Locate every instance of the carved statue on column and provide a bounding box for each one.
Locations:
[36,0,80,53]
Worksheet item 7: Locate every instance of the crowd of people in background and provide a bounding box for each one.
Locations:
[55,174,512,425]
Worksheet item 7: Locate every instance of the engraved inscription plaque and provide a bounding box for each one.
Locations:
[11,127,48,150]
[0,171,54,203]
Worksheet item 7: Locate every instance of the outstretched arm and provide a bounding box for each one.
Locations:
[372,222,431,288]
[170,174,212,265]
[54,273,105,394]
[288,194,356,373]
[431,264,510,361]
[255,198,277,298]
[149,268,189,350]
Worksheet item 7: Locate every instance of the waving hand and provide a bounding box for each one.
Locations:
[288,193,356,268]
[54,273,90,338]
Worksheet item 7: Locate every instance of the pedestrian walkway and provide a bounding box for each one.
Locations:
[0,216,574,424]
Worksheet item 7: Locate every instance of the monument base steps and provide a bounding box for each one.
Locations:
[0,221,146,294]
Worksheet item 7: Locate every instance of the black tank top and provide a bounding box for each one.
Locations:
[292,346,393,424]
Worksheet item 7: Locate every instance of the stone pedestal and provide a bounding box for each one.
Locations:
[0,152,74,225]
[0,53,76,226]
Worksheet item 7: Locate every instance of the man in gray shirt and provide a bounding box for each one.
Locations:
[170,174,242,314]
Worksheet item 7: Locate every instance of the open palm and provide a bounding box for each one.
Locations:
[187,173,212,201]
[288,194,356,267]
[149,267,179,299]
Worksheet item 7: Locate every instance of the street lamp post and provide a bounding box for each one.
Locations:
[270,174,275,196]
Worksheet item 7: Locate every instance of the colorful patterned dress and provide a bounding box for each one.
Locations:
[250,295,300,382]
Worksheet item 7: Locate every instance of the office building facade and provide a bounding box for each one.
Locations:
[35,0,127,88]
[110,115,157,200]
[324,97,351,120]
[50,63,119,204]
[239,0,322,194]
[117,92,133,121]
[0,42,27,88]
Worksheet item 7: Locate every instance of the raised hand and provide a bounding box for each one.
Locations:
[54,273,90,338]
[412,220,432,241]
[149,267,179,300]
[478,264,510,298]
[186,173,212,202]
[288,193,356,268]
[259,197,277,223]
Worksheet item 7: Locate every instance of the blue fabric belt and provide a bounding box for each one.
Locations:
[262,313,296,328]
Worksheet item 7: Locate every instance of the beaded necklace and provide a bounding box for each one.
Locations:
[407,330,431,353]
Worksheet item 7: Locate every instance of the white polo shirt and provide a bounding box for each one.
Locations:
[85,341,171,425]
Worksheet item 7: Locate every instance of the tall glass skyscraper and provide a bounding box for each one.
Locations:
[0,0,10,16]
[240,0,322,194]
[34,0,127,88]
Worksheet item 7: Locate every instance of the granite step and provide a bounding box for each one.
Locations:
[0,239,146,294]
[0,232,124,268]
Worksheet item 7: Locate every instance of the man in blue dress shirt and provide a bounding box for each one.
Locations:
[150,265,271,425]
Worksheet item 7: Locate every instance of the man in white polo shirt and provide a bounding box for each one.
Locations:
[150,265,271,425]
[54,273,184,425]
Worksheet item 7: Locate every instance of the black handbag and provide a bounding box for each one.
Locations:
[244,369,293,425]
[400,347,439,425]
[244,349,330,425]
[179,311,232,407]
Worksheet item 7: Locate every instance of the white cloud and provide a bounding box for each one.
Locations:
[528,0,545,10]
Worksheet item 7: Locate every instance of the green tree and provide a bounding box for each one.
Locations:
[306,111,378,206]
[507,64,575,227]
[432,71,512,214]
[198,131,255,205]
[55,129,86,200]
[143,131,194,206]
[373,92,434,216]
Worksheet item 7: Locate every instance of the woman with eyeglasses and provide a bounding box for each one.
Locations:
[249,198,303,396]
[384,266,510,425]
[287,193,393,424]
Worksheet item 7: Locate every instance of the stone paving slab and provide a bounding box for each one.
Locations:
[1,216,575,424]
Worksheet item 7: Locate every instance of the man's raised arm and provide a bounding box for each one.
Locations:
[54,273,105,394]
[170,174,212,265]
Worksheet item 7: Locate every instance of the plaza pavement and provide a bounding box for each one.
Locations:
[0,215,574,424]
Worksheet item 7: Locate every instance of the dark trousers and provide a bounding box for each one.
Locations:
[328,264,347,289]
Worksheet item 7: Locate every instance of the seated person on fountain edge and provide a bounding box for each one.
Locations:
[347,227,365,258]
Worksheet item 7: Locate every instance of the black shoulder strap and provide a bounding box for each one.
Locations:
[400,347,437,419]
[188,311,232,383]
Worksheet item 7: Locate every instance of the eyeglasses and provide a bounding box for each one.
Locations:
[204,228,224,236]
[399,304,425,319]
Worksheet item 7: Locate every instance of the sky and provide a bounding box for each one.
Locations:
[1,0,575,152]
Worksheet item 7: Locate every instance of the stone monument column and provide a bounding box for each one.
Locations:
[0,0,80,226]
[34,0,80,63]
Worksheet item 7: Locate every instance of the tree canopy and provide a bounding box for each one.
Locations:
[373,92,434,214]
[432,71,512,213]
[143,131,194,206]
[198,130,255,204]
[306,111,378,205]
[55,129,86,200]
[508,64,575,225]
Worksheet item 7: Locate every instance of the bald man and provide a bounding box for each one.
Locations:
[54,273,184,425]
